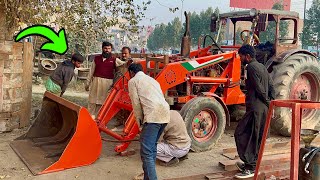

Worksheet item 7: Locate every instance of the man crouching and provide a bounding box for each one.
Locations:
[156,110,191,166]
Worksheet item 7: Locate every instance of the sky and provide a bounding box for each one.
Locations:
[137,0,313,26]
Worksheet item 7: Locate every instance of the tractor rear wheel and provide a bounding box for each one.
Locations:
[271,53,320,136]
[180,97,226,152]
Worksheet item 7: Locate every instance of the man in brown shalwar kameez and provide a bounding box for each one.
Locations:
[85,41,125,118]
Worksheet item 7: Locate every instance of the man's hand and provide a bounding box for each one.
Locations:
[263,99,271,108]
[85,84,90,91]
[127,59,133,66]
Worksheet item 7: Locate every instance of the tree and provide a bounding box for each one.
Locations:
[189,11,202,47]
[301,0,320,48]
[187,7,215,47]
[147,23,168,51]
[0,0,151,55]
[147,7,217,51]
[259,2,288,43]
[212,7,226,44]
[166,17,182,49]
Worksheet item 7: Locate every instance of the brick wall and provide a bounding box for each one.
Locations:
[0,41,33,132]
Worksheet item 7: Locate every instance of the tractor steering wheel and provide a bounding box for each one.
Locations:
[202,35,224,53]
[240,30,260,45]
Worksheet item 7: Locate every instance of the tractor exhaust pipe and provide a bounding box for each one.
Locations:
[181,11,191,58]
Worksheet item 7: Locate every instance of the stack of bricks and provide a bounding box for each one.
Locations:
[0,41,23,131]
[0,3,34,133]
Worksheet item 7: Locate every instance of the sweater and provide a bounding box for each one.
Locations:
[50,60,75,93]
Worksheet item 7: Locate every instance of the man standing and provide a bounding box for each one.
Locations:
[114,46,134,82]
[156,110,191,167]
[85,41,125,118]
[113,46,138,129]
[234,45,275,179]
[45,53,84,97]
[128,63,170,180]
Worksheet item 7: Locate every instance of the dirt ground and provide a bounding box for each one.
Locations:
[0,81,295,180]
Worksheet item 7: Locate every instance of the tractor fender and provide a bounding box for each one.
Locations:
[266,49,316,70]
[201,92,231,127]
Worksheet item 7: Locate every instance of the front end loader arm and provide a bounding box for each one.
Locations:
[95,50,239,153]
[155,51,237,93]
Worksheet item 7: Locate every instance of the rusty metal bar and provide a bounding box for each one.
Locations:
[254,100,320,180]
[290,103,301,179]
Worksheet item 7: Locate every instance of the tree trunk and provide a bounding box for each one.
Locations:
[0,5,7,42]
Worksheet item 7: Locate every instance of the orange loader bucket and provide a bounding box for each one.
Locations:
[10,92,102,175]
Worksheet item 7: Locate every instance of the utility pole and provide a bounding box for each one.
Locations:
[304,0,307,21]
[181,0,185,23]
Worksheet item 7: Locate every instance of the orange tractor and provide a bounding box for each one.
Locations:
[10,9,320,175]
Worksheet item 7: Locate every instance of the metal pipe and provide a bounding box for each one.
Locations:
[99,126,124,140]
[189,76,229,83]
[215,20,222,43]
[124,113,136,134]
[96,88,117,123]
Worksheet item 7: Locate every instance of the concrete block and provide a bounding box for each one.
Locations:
[0,53,9,62]
[11,102,21,112]
[0,118,10,132]
[0,41,12,54]
[2,102,11,112]
[12,42,23,56]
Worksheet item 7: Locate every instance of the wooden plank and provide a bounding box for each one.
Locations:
[219,153,290,171]
[166,170,266,180]
[205,174,224,179]
[222,141,290,154]
[20,42,33,127]
[222,137,320,158]
[131,53,149,58]
[147,57,167,63]
[222,147,292,160]
[164,174,206,180]
[146,68,161,73]
[222,152,238,160]
[222,141,290,160]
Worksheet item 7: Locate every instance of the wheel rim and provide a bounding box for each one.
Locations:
[289,72,320,119]
[191,108,217,142]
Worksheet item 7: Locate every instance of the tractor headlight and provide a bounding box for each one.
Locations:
[249,8,257,17]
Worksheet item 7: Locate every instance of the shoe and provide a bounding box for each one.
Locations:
[159,157,179,167]
[179,154,189,161]
[234,169,255,179]
[235,161,245,172]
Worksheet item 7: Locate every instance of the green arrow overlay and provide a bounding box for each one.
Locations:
[15,25,68,55]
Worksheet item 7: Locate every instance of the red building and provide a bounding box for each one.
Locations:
[230,0,291,11]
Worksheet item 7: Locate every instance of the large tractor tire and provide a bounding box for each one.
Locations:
[271,53,320,136]
[180,97,226,152]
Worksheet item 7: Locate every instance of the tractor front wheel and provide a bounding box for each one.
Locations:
[180,97,226,152]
